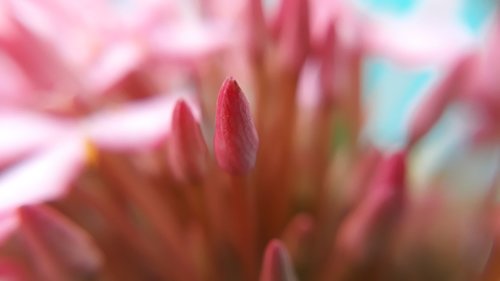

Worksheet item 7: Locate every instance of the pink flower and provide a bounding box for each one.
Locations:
[0,0,497,280]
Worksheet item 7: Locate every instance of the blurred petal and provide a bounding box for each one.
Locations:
[149,21,228,63]
[85,39,146,95]
[0,110,74,167]
[0,1,79,93]
[309,0,340,52]
[0,258,28,281]
[0,212,19,244]
[335,151,407,263]
[0,52,33,105]
[18,205,102,278]
[0,133,86,212]
[202,0,245,20]
[85,92,200,150]
[366,21,474,65]
[407,54,475,146]
[273,0,310,73]
[297,59,322,109]
[106,0,178,33]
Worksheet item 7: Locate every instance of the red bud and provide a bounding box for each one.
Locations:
[246,0,266,59]
[281,214,314,265]
[273,0,310,73]
[259,239,298,281]
[334,151,407,266]
[214,77,259,174]
[18,205,102,278]
[408,54,475,146]
[319,20,338,102]
[370,150,407,195]
[167,100,209,184]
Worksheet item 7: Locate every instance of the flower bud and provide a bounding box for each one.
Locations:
[167,100,209,185]
[273,0,310,74]
[214,77,259,174]
[408,54,475,146]
[18,205,102,278]
[259,239,298,281]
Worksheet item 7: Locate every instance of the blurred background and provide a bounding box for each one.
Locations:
[0,0,500,280]
[336,0,500,202]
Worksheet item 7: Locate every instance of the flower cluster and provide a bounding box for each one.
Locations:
[0,0,499,280]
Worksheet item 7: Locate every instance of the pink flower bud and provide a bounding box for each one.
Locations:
[167,100,209,184]
[281,214,314,265]
[273,0,310,73]
[335,151,407,264]
[370,150,407,195]
[214,77,259,174]
[408,54,475,146]
[319,20,338,102]
[259,239,298,281]
[18,205,102,278]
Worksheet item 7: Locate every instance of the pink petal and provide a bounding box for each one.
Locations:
[245,0,266,58]
[0,110,74,167]
[0,212,19,244]
[0,258,29,281]
[9,0,113,72]
[0,52,33,105]
[407,54,475,146]
[364,18,475,66]
[0,2,79,93]
[85,92,200,151]
[0,133,86,212]
[148,21,228,63]
[309,0,340,52]
[85,39,146,95]
[18,205,102,276]
[273,0,310,73]
[297,59,322,109]
[9,0,103,34]
[109,0,178,33]
[201,0,246,20]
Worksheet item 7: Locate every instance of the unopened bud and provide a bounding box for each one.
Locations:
[167,100,209,184]
[273,0,310,74]
[259,239,298,281]
[214,77,259,174]
[18,205,102,278]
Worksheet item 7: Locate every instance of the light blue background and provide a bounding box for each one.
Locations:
[358,0,496,147]
[356,0,499,198]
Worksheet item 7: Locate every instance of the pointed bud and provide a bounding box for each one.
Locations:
[259,240,298,281]
[18,205,102,278]
[343,146,383,206]
[408,54,475,146]
[214,77,259,174]
[370,150,407,196]
[335,151,407,264]
[246,0,266,60]
[167,100,209,184]
[319,21,338,102]
[281,214,314,264]
[273,0,310,73]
